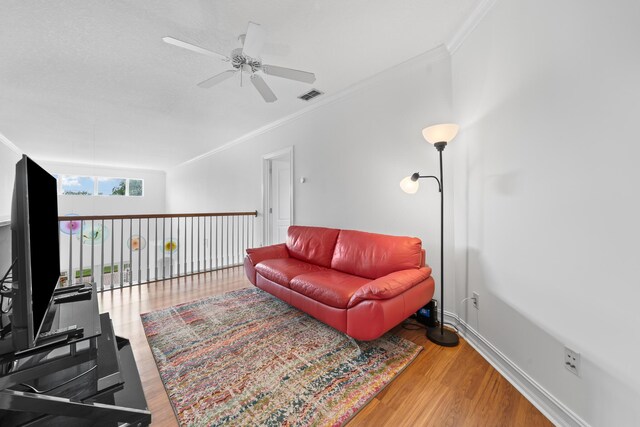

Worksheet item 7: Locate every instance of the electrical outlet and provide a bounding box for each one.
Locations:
[472,292,479,309]
[564,347,580,376]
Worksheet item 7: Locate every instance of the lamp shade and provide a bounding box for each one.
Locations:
[422,123,459,144]
[400,176,419,194]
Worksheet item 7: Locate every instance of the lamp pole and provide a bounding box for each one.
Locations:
[426,141,459,347]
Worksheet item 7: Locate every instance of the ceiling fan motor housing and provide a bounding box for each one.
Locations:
[231,48,261,72]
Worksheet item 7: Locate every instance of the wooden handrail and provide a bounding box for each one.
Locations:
[58,211,258,221]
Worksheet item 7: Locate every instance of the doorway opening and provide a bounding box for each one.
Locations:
[262,147,294,245]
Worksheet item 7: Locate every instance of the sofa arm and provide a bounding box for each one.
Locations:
[347,267,432,308]
[244,244,289,285]
[246,243,289,265]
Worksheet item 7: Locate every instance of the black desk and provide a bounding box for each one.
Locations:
[0,285,151,426]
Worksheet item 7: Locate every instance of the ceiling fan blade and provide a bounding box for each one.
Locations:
[197,70,238,88]
[262,65,316,84]
[250,74,277,103]
[242,22,266,59]
[162,37,229,61]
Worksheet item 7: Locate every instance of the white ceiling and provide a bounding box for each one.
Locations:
[0,0,478,170]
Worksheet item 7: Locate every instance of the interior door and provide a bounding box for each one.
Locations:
[269,158,291,244]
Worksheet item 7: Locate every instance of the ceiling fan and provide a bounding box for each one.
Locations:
[163,22,316,103]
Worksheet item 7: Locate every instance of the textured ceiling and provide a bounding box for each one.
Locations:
[0,0,478,170]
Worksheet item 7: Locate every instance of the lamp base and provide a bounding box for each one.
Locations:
[427,326,459,347]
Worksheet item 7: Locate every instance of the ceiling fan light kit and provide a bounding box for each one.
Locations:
[163,22,316,103]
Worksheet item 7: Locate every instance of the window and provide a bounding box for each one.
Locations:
[60,175,95,195]
[54,175,144,197]
[98,178,126,196]
[129,179,143,196]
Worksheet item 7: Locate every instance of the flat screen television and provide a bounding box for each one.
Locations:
[10,155,61,351]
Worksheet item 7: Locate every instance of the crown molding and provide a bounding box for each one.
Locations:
[0,131,23,155]
[173,45,451,170]
[447,0,498,54]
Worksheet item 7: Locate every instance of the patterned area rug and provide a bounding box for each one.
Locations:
[141,287,421,426]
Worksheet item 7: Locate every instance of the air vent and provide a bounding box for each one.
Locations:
[298,89,323,101]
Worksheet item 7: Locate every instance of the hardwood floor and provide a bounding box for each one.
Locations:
[98,267,552,427]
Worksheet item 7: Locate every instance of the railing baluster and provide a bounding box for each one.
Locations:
[111,219,115,289]
[215,217,218,270]
[136,218,142,285]
[90,220,95,283]
[79,219,84,284]
[170,217,173,278]
[203,216,207,272]
[177,217,181,278]
[190,217,194,274]
[183,217,187,275]
[226,216,230,268]
[128,218,133,287]
[235,215,239,265]
[146,218,150,283]
[100,219,104,291]
[154,218,158,281]
[120,219,124,288]
[197,216,201,273]
[162,218,166,280]
[209,216,213,270]
[138,218,142,286]
[68,221,72,284]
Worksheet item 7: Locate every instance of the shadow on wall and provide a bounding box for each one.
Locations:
[456,247,640,426]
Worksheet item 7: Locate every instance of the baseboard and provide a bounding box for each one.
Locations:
[443,310,590,427]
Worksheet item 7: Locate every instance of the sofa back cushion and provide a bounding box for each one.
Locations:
[331,229,422,279]
[286,226,341,268]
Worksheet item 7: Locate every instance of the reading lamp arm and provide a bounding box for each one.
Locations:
[410,173,442,193]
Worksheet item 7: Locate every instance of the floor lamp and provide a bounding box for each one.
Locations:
[400,123,459,347]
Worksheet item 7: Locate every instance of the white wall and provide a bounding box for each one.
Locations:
[0,139,21,274]
[167,47,457,305]
[0,140,21,221]
[451,0,640,425]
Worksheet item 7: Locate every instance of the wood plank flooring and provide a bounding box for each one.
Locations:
[98,267,552,427]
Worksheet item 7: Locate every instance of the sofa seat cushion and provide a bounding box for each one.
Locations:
[255,258,327,287]
[290,270,371,309]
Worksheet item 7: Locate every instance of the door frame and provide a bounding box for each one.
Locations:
[262,146,294,246]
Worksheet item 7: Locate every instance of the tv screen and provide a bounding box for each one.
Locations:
[11,155,60,350]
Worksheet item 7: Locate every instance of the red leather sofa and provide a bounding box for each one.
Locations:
[244,225,435,341]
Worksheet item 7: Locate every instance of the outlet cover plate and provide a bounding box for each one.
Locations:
[472,292,479,309]
[564,347,580,376]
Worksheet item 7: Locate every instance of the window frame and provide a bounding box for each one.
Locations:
[54,174,144,197]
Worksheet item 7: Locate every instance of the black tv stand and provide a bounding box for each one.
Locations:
[0,284,151,425]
